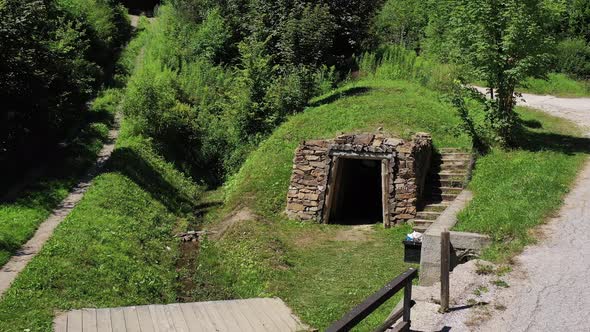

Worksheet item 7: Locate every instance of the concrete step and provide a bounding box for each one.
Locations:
[428,193,459,202]
[432,187,463,195]
[439,164,469,171]
[439,148,469,153]
[439,170,467,176]
[422,203,450,212]
[438,173,467,182]
[412,219,432,233]
[438,179,465,188]
[440,159,470,166]
[413,226,428,233]
[441,153,471,160]
[416,211,441,220]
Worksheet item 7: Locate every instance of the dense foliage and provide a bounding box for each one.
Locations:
[0,0,129,178]
[121,0,383,184]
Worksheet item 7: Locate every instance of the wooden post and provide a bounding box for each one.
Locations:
[403,279,412,325]
[440,229,450,312]
[381,159,391,228]
[322,157,341,224]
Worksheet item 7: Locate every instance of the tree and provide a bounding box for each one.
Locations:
[449,0,554,145]
[568,0,590,42]
[372,0,427,51]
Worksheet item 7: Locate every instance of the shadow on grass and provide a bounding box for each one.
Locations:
[521,118,543,129]
[518,130,590,155]
[108,147,200,214]
[310,87,371,107]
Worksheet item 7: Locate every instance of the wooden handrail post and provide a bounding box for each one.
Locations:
[326,268,417,332]
[440,229,450,312]
[403,279,412,323]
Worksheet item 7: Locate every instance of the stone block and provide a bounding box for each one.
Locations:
[288,203,305,211]
[354,134,374,145]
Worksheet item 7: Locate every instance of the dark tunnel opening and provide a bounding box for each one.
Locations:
[331,158,383,225]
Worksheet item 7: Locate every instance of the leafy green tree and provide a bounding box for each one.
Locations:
[0,0,96,159]
[568,0,590,42]
[449,0,554,145]
[372,0,427,50]
[278,3,334,67]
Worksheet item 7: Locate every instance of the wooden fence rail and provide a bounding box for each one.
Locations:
[326,268,418,332]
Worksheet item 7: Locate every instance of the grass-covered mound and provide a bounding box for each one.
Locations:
[0,120,202,332]
[195,79,588,331]
[193,79,470,330]
[224,79,472,217]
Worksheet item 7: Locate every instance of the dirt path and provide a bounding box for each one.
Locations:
[473,91,590,331]
[0,118,120,297]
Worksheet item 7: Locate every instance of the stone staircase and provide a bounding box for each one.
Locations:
[411,148,473,233]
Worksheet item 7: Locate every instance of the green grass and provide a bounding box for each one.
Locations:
[194,218,417,331]
[2,74,585,331]
[198,78,588,330]
[271,222,416,331]
[224,79,471,217]
[192,79,469,330]
[0,119,202,331]
[454,107,589,261]
[519,73,590,97]
[0,91,117,267]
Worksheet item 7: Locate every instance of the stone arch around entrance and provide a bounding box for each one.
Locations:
[286,132,432,227]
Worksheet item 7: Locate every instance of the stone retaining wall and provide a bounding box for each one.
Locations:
[286,132,432,226]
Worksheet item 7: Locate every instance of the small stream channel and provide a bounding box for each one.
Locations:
[175,197,223,302]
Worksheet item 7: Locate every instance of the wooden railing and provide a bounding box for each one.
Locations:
[326,268,418,332]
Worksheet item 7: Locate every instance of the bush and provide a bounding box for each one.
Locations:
[1,0,130,176]
[554,38,590,79]
[358,45,459,92]
[371,0,427,50]
[1,1,95,163]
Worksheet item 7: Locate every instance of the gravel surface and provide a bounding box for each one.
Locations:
[473,89,590,331]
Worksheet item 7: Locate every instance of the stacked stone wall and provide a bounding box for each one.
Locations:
[286,132,432,225]
[393,133,433,223]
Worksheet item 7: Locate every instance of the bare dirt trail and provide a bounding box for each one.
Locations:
[472,90,590,331]
[0,118,120,297]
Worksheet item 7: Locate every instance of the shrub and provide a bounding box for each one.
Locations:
[358,45,458,92]
[371,0,428,50]
[554,38,590,79]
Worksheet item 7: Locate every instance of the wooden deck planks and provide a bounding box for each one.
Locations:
[167,304,190,332]
[109,308,126,332]
[178,303,205,332]
[54,313,68,332]
[189,302,217,332]
[54,298,310,332]
[122,307,141,332]
[135,306,155,332]
[149,305,175,332]
[82,309,97,332]
[95,309,112,332]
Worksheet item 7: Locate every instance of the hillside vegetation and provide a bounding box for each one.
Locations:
[0,116,202,332]
[189,78,587,330]
[0,0,129,270]
[2,0,590,331]
[0,0,130,179]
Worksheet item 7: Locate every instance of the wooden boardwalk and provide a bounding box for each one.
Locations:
[54,298,311,332]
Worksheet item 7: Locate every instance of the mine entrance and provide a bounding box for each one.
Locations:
[329,158,384,225]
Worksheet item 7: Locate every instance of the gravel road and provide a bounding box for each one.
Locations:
[475,89,590,331]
